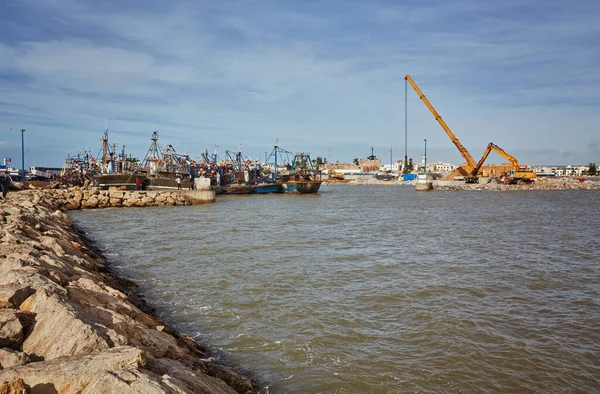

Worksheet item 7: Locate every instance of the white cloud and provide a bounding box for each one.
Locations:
[1,0,599,167]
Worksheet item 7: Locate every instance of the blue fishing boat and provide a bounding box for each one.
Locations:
[250,182,283,194]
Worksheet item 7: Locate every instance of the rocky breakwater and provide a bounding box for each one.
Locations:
[46,187,198,209]
[433,177,600,191]
[0,190,256,393]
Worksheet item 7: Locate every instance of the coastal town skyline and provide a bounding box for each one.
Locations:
[1,0,599,168]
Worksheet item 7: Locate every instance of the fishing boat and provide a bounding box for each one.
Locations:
[221,183,251,195]
[267,141,322,194]
[250,182,283,194]
[142,131,194,189]
[280,153,322,194]
[75,129,146,189]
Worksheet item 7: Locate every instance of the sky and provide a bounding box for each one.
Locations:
[1,0,599,169]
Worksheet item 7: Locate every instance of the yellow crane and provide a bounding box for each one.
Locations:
[405,74,479,182]
[473,142,537,183]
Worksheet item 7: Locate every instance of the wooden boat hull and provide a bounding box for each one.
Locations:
[95,174,144,190]
[147,177,193,190]
[221,184,251,194]
[283,180,322,194]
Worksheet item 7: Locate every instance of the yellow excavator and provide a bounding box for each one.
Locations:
[405,74,480,183]
[473,142,537,184]
[327,170,345,180]
[405,75,535,184]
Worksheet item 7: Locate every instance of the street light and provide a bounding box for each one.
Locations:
[20,129,26,180]
[423,139,427,175]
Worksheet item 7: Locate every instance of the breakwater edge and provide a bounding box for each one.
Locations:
[0,189,255,393]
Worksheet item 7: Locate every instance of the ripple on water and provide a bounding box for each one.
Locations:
[70,187,600,393]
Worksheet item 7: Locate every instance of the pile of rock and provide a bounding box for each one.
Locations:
[433,178,600,191]
[44,188,192,210]
[0,191,255,393]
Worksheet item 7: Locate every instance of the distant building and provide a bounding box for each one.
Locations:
[425,161,457,175]
[531,165,591,176]
[324,163,359,172]
[359,158,381,173]
[380,161,403,173]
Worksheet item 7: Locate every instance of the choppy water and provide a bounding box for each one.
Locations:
[70,185,600,393]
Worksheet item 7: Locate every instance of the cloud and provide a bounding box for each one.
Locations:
[1,0,599,167]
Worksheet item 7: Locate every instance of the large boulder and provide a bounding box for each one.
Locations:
[0,346,143,393]
[0,310,23,349]
[20,289,127,360]
[148,357,238,394]
[0,378,30,394]
[109,191,125,199]
[0,348,31,369]
[0,284,35,309]
[0,347,237,394]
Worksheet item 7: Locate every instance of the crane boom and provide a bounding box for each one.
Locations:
[405,75,477,174]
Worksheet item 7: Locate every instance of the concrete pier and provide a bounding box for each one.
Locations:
[174,189,216,204]
[415,174,433,191]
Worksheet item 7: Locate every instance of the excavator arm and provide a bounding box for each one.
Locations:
[472,142,536,183]
[472,142,519,176]
[405,75,477,174]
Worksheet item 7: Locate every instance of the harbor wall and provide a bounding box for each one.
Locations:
[0,190,254,393]
[175,189,216,204]
[42,187,216,210]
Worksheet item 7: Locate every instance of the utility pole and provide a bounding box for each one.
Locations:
[423,139,427,175]
[404,78,408,174]
[390,146,392,173]
[20,129,26,180]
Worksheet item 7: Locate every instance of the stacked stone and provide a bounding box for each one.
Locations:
[44,187,191,210]
[433,178,600,191]
[0,191,255,393]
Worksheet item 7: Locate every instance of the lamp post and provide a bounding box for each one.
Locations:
[389,146,392,173]
[20,129,26,180]
[423,139,427,175]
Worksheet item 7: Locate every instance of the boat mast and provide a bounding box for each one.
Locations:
[101,130,109,173]
[273,139,278,181]
[142,131,161,173]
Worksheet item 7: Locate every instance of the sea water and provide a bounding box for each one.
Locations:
[70,185,600,392]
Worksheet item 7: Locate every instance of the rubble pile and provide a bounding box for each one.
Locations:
[434,178,600,191]
[0,190,256,393]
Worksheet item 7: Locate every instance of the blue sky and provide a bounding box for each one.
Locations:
[1,0,599,168]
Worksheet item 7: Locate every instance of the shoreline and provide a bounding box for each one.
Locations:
[0,189,258,393]
[324,177,600,190]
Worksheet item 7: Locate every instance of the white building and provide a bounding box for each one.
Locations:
[425,161,457,175]
[531,165,597,176]
[380,161,403,172]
